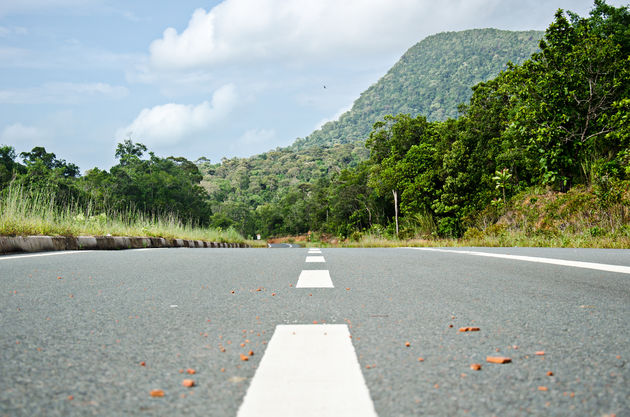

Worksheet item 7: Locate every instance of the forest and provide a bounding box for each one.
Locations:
[1,1,628,245]
[202,1,630,241]
[0,140,212,227]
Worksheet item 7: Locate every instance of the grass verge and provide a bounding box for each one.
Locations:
[0,185,247,244]
[326,233,630,249]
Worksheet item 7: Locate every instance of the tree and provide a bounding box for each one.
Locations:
[115,139,147,166]
[492,168,512,204]
[503,5,630,188]
[0,145,23,187]
[366,114,429,236]
[20,146,80,178]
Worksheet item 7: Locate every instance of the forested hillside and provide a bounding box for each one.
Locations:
[292,29,542,149]
[200,28,544,235]
[203,1,629,240]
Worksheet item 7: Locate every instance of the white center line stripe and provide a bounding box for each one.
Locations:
[296,270,334,288]
[306,256,326,263]
[237,324,378,417]
[308,250,322,254]
[407,247,630,275]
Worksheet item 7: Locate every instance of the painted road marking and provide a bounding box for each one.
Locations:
[0,251,95,261]
[306,256,326,263]
[296,270,334,288]
[408,247,630,275]
[308,250,322,254]
[237,324,377,417]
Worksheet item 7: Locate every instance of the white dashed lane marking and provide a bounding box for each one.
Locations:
[296,270,334,288]
[237,324,378,417]
[306,256,326,263]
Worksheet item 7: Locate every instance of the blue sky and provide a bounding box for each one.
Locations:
[1,0,626,171]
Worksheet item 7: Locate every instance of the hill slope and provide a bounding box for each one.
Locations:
[200,28,544,235]
[291,28,542,150]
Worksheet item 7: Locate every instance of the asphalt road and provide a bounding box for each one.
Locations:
[1,247,629,416]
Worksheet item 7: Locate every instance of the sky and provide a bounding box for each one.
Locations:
[1,0,627,171]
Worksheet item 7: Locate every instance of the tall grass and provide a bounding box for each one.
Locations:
[0,184,245,243]
[307,231,629,249]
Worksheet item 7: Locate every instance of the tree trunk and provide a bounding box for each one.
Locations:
[392,189,399,238]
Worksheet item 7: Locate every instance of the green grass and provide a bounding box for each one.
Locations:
[305,232,630,249]
[0,184,247,244]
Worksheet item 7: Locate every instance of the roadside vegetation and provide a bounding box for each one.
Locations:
[0,141,253,244]
[0,184,250,244]
[203,1,630,246]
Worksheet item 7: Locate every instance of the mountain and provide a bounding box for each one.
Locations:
[290,28,542,150]
[199,28,544,234]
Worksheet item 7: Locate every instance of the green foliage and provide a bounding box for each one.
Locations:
[201,29,544,238]
[0,183,244,242]
[293,29,542,150]
[501,7,630,189]
[0,141,215,233]
[244,1,627,240]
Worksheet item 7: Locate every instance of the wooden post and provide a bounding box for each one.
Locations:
[393,189,399,238]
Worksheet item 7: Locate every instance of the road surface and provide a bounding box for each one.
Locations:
[1,247,628,416]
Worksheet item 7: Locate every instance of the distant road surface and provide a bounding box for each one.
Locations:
[1,247,628,416]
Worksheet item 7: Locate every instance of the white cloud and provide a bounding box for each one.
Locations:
[239,128,276,145]
[148,0,491,71]
[116,84,238,147]
[0,82,128,104]
[147,0,630,74]
[0,123,48,144]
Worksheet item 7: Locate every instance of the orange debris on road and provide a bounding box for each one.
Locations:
[458,327,480,332]
[486,356,512,364]
[150,389,165,397]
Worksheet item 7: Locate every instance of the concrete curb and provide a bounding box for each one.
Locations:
[0,235,249,255]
